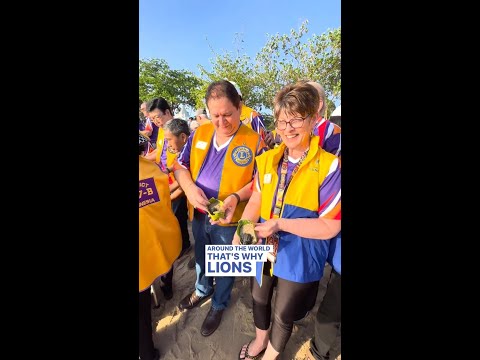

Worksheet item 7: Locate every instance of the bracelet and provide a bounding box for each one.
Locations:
[229,193,241,203]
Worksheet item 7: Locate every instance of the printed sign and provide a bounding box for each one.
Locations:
[139,177,160,208]
[205,244,272,276]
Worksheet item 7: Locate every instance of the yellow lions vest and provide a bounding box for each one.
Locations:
[255,135,337,283]
[188,122,261,224]
[240,104,255,128]
[166,149,177,183]
[155,127,165,164]
[139,156,181,291]
[257,136,336,220]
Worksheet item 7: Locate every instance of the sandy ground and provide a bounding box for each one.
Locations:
[150,221,339,360]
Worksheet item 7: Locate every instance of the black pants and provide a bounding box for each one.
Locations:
[172,195,190,252]
[161,265,174,290]
[139,288,155,360]
[309,270,341,360]
[251,265,319,352]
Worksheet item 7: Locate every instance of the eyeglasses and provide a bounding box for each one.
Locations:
[274,117,307,130]
[150,113,164,121]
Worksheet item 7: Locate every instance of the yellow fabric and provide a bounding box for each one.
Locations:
[139,156,181,291]
[240,104,256,128]
[256,136,336,219]
[255,136,337,282]
[166,150,177,183]
[166,149,191,217]
[155,127,165,164]
[187,122,260,224]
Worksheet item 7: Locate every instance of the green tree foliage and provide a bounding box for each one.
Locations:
[198,51,273,128]
[255,20,340,117]
[197,35,265,113]
[139,23,340,119]
[139,58,201,112]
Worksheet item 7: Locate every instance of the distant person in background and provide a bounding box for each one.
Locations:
[189,117,200,132]
[195,108,211,126]
[306,81,341,157]
[143,98,174,171]
[140,101,159,146]
[139,100,147,131]
[305,247,341,360]
[227,80,267,142]
[304,86,341,360]
[139,132,181,360]
[329,105,341,127]
[264,129,282,149]
[139,101,156,154]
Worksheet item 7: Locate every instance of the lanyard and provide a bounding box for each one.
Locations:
[272,148,309,218]
[267,147,309,276]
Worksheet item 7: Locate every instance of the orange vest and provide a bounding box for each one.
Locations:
[139,156,181,291]
[187,123,261,224]
[166,149,177,184]
[155,127,165,164]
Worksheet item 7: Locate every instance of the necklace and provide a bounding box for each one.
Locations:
[266,146,309,274]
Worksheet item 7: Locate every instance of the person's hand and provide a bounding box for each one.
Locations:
[209,194,238,225]
[254,219,280,239]
[232,226,264,245]
[185,184,209,213]
[264,131,276,149]
[232,232,241,245]
[274,133,281,145]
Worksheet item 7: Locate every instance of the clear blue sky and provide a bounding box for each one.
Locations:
[140,0,341,75]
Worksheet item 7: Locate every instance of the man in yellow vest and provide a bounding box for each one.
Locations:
[173,80,267,337]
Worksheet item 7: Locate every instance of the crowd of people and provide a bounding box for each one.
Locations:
[138,79,341,360]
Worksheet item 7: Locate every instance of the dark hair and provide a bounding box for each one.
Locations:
[147,97,172,116]
[273,82,319,120]
[164,118,190,137]
[139,133,149,155]
[205,80,241,110]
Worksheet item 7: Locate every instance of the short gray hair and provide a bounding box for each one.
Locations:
[164,118,190,137]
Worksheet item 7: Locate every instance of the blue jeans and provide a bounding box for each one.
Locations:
[192,210,236,310]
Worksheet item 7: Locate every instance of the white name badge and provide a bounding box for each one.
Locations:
[264,173,272,184]
[196,141,208,150]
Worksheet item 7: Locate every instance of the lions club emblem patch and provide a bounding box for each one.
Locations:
[231,146,253,167]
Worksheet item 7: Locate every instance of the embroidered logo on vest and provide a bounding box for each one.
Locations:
[231,145,253,167]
